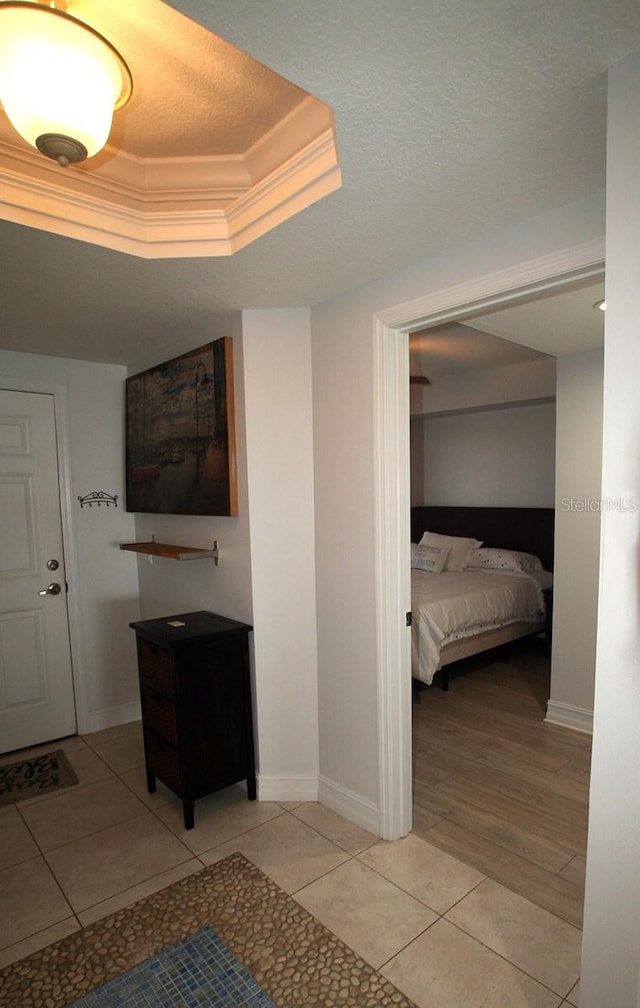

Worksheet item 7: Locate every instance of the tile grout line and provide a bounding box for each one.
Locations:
[439,915,578,1002]
[13,802,81,934]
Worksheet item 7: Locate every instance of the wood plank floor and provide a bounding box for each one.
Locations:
[412,637,591,929]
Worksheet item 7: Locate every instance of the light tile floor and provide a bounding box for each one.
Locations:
[0,721,581,1007]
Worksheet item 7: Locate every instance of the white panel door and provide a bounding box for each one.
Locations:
[0,389,76,753]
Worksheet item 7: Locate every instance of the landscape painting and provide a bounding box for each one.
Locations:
[125,338,237,516]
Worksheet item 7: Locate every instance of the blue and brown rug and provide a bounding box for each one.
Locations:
[0,853,416,1008]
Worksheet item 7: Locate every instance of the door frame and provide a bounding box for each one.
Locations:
[372,236,606,840]
[0,374,87,736]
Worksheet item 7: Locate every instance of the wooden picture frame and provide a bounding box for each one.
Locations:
[125,338,237,516]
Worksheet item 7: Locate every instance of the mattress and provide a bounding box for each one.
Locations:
[411,567,550,685]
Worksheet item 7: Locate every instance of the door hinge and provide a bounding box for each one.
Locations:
[406,611,412,627]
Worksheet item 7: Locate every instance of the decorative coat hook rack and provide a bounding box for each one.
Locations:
[78,491,119,508]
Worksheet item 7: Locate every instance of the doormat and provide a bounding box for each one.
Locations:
[0,852,418,1008]
[0,749,78,808]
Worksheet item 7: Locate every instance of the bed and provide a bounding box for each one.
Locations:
[411,506,554,690]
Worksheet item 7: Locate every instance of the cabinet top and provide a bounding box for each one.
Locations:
[129,610,252,647]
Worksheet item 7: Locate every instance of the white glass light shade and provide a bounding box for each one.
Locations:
[0,3,132,165]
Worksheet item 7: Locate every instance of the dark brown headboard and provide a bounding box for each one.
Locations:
[411,506,555,572]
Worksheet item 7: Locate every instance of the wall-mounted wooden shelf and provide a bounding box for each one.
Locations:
[120,541,219,563]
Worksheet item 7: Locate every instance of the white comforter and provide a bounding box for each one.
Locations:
[411,568,550,685]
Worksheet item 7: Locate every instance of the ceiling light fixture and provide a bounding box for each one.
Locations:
[0,1,132,167]
[593,299,606,312]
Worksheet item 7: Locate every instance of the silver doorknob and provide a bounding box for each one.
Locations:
[39,583,61,596]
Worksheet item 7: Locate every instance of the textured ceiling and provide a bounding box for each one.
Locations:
[0,0,638,365]
[92,0,308,159]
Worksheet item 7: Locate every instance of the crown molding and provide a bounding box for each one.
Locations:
[0,96,341,257]
[377,238,606,331]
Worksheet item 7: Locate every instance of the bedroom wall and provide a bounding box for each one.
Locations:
[546,347,603,731]
[410,400,556,507]
[409,355,556,418]
[0,350,140,734]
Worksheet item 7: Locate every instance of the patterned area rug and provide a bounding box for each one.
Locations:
[0,749,78,808]
[0,853,417,1008]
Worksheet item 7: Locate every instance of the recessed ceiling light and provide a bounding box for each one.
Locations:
[593,299,606,312]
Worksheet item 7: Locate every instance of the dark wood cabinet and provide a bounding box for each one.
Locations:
[130,610,256,829]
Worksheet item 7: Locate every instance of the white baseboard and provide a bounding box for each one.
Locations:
[545,700,593,734]
[318,774,380,836]
[80,699,142,736]
[257,774,319,803]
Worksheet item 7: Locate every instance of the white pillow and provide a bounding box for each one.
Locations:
[466,546,543,572]
[411,542,450,573]
[419,531,482,571]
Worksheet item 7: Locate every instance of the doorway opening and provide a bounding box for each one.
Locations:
[373,238,605,842]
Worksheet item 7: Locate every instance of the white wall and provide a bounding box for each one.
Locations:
[242,309,319,797]
[132,310,319,798]
[580,51,640,1008]
[412,401,556,507]
[312,294,381,828]
[546,348,603,732]
[0,350,140,734]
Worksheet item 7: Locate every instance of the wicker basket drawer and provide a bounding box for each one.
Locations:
[140,685,178,745]
[138,639,175,695]
[145,731,181,794]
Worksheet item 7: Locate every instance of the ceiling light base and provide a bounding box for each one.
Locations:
[36,133,88,168]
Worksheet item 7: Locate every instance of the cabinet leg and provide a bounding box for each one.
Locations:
[247,774,257,801]
[146,771,156,795]
[183,799,194,830]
